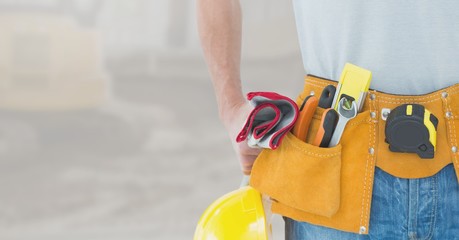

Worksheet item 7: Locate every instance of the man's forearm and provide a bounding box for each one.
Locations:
[197,0,245,123]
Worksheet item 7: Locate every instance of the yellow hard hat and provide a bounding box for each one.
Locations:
[194,186,269,240]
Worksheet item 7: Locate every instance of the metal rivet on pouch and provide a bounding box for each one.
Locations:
[359,226,366,234]
[370,112,377,118]
[442,92,449,98]
[369,148,375,155]
[446,111,453,118]
[310,91,315,96]
[453,146,458,153]
[370,93,376,100]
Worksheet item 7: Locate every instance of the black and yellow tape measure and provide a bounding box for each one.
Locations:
[385,104,439,159]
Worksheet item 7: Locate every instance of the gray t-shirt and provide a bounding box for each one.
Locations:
[292,0,459,94]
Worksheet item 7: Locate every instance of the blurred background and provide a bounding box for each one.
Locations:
[0,0,304,239]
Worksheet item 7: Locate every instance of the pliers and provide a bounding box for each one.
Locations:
[292,85,339,147]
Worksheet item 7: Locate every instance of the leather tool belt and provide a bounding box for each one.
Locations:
[250,75,459,234]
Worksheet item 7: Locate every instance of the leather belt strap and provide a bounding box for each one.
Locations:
[302,75,459,180]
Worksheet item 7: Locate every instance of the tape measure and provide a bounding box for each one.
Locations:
[385,104,439,159]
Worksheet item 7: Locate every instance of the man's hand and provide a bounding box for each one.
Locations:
[222,101,261,175]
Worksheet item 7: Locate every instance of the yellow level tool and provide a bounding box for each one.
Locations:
[331,63,372,112]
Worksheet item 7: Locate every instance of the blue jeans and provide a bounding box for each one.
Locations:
[285,164,459,240]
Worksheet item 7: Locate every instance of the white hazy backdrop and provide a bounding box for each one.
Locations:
[0,0,304,239]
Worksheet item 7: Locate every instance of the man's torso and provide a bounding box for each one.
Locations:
[292,0,459,94]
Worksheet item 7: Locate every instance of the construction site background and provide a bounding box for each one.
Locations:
[0,0,303,239]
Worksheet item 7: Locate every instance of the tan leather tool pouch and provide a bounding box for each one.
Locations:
[250,75,459,234]
[250,94,372,218]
